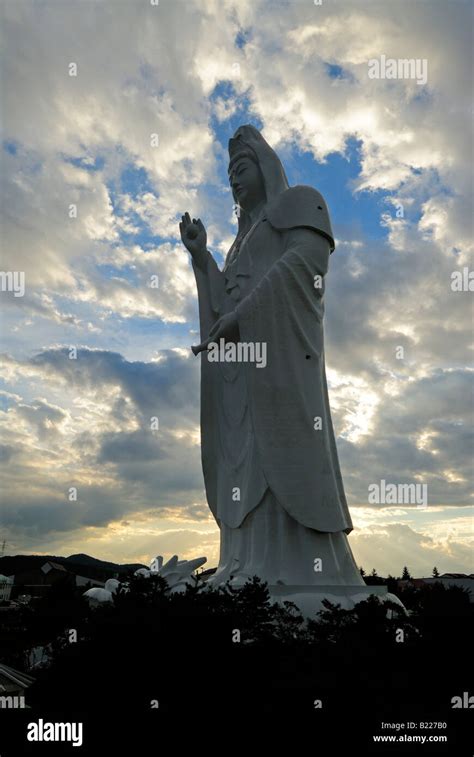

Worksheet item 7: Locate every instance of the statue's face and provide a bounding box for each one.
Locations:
[228,156,266,212]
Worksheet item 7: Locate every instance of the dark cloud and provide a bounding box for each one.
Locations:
[338,368,473,506]
[0,348,206,538]
[0,0,472,567]
[31,347,200,425]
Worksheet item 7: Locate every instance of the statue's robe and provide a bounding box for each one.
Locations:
[192,124,363,586]
[193,185,364,587]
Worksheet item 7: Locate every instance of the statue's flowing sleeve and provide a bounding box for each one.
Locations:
[192,253,225,341]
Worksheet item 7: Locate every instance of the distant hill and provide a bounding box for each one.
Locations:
[64,553,147,573]
[0,553,147,582]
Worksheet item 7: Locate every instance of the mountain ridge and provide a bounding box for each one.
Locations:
[0,553,147,581]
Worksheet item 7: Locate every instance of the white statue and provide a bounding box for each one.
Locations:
[83,556,207,604]
[180,125,403,614]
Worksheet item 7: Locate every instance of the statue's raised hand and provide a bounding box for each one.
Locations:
[179,212,208,271]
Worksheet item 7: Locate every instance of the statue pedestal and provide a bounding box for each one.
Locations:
[267,584,405,617]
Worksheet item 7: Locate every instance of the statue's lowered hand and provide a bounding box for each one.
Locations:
[191,312,240,355]
[179,212,208,270]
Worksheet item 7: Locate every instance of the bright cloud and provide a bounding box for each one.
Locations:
[0,0,472,573]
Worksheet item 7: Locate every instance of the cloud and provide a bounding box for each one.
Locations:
[351,522,473,577]
[0,348,204,541]
[0,0,472,571]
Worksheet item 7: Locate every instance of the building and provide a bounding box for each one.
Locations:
[397,574,474,602]
[422,574,474,601]
[0,664,35,709]
[11,561,104,598]
[0,574,13,602]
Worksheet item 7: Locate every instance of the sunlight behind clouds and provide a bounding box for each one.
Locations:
[0,0,472,572]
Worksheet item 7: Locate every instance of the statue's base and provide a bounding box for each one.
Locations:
[267,584,405,617]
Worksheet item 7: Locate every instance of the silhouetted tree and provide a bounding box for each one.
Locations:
[432,566,440,577]
[0,572,471,728]
[386,574,397,593]
[402,566,411,580]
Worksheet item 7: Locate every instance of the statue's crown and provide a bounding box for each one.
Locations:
[228,135,258,172]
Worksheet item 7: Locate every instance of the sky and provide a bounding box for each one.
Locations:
[0,0,472,577]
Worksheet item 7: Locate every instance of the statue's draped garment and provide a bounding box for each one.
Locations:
[193,126,364,587]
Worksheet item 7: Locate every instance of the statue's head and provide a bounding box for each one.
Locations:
[227,125,289,217]
[225,126,290,267]
[228,144,266,212]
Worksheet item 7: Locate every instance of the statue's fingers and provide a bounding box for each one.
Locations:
[185,211,191,224]
[197,219,205,232]
[191,339,211,356]
[161,555,179,574]
[197,339,211,352]
[184,557,207,572]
